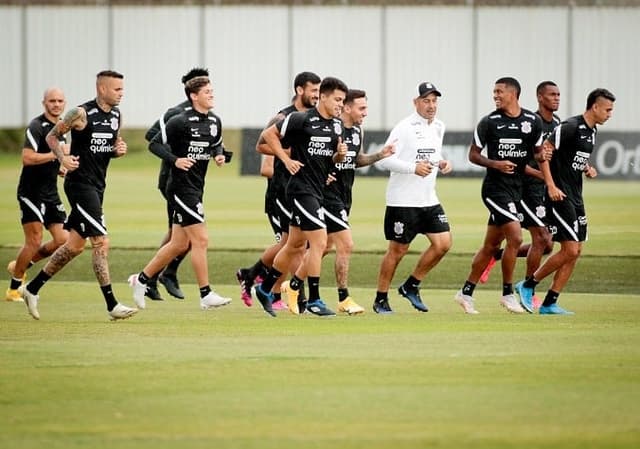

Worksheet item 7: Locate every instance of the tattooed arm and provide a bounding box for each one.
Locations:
[46,107,85,171]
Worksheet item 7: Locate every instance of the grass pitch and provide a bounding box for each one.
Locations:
[1,151,639,448]
[1,283,640,449]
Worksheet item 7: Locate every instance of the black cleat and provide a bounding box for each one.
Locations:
[254,283,276,317]
[159,274,185,299]
[145,282,164,301]
[373,298,394,315]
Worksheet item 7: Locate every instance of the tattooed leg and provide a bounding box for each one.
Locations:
[42,231,85,277]
[90,236,111,287]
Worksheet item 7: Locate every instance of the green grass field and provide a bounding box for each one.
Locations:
[1,151,639,448]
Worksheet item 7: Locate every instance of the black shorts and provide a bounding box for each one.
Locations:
[482,185,522,226]
[546,199,587,242]
[170,192,205,227]
[266,193,292,240]
[519,182,547,228]
[18,195,66,227]
[324,201,350,234]
[64,184,107,238]
[290,194,326,232]
[159,184,175,229]
[384,205,450,244]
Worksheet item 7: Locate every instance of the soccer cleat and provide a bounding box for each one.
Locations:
[397,285,428,312]
[19,286,39,320]
[271,299,288,311]
[108,303,138,321]
[7,260,27,285]
[479,257,497,284]
[128,274,147,310]
[200,291,232,310]
[454,290,479,314]
[5,288,24,302]
[532,294,542,310]
[297,300,307,315]
[159,273,185,299]
[145,282,164,301]
[305,299,335,316]
[500,294,526,314]
[281,280,300,315]
[337,297,365,315]
[539,303,575,315]
[514,280,534,313]
[235,268,253,307]
[373,298,393,315]
[253,283,276,317]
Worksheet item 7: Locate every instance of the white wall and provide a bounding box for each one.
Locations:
[1,4,637,131]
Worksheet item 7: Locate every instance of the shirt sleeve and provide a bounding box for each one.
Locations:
[375,123,415,174]
[23,120,43,151]
[472,115,489,148]
[148,114,181,164]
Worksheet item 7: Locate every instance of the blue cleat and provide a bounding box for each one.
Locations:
[397,285,429,312]
[514,280,534,313]
[539,303,575,315]
[373,298,393,315]
[305,299,335,316]
[254,283,276,317]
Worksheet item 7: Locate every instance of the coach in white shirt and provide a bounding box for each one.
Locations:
[371,82,453,315]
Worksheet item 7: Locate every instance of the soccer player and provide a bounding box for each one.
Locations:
[322,89,395,315]
[6,88,70,303]
[236,71,321,311]
[143,67,210,301]
[20,71,138,321]
[454,77,548,314]
[128,76,231,311]
[372,82,453,314]
[253,76,349,317]
[479,81,560,309]
[515,88,615,314]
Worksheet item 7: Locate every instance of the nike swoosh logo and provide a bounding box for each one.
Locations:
[497,125,506,129]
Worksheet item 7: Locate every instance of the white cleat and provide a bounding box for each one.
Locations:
[200,291,232,310]
[19,286,40,320]
[108,303,138,321]
[500,294,526,314]
[128,274,146,310]
[454,290,479,314]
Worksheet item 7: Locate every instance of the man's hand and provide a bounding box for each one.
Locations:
[494,160,517,174]
[415,161,433,177]
[113,137,127,157]
[174,157,195,171]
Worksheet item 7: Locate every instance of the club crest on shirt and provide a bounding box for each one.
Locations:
[210,124,218,137]
[110,117,119,131]
[333,122,342,135]
[536,205,546,218]
[394,221,404,236]
[520,121,532,134]
[352,132,360,146]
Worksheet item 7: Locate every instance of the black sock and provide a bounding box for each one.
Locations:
[248,259,268,281]
[273,292,281,302]
[101,284,118,311]
[462,280,476,297]
[338,288,349,302]
[163,253,186,277]
[495,248,504,260]
[260,268,282,293]
[138,271,150,285]
[523,276,539,289]
[298,280,306,301]
[502,283,513,296]
[403,275,420,291]
[289,275,303,291]
[199,285,211,298]
[375,291,388,302]
[308,276,320,301]
[542,290,559,307]
[27,270,51,295]
[10,277,22,290]
[147,272,159,286]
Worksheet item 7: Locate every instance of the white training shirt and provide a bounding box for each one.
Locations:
[375,112,445,207]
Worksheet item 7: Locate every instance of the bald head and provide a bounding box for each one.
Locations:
[42,87,66,121]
